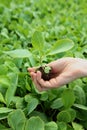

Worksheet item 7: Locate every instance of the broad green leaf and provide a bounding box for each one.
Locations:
[15,97,25,109]
[27,98,39,115]
[0,75,10,88]
[62,88,75,109]
[73,85,86,105]
[5,73,18,106]
[47,39,74,55]
[0,107,13,114]
[3,49,32,58]
[0,64,8,75]
[51,98,63,109]
[72,122,84,130]
[40,91,48,101]
[5,61,19,73]
[0,92,6,104]
[29,111,48,123]
[57,122,67,130]
[8,109,26,130]
[32,31,44,51]
[45,121,58,130]
[57,110,71,123]
[73,104,87,111]
[57,108,76,123]
[68,108,76,122]
[25,116,44,130]
[1,28,9,38]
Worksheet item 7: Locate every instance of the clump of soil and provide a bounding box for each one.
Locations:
[37,65,52,81]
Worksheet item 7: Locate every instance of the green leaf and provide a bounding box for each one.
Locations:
[3,49,32,58]
[25,116,44,130]
[72,122,84,130]
[0,64,8,75]
[57,122,67,130]
[57,109,76,123]
[0,107,13,114]
[0,113,11,120]
[62,88,75,109]
[32,31,45,51]
[40,91,48,101]
[68,108,76,122]
[73,85,86,105]
[0,92,6,104]
[47,39,74,55]
[0,75,10,88]
[8,109,26,130]
[1,28,9,38]
[27,98,39,115]
[5,73,18,106]
[45,121,58,130]
[51,98,63,109]
[57,110,71,123]
[73,104,87,111]
[29,111,48,123]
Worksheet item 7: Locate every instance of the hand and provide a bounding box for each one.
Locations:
[28,57,87,92]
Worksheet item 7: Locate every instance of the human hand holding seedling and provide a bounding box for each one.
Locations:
[28,57,87,91]
[28,31,75,91]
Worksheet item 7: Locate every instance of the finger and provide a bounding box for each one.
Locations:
[27,67,36,73]
[33,74,48,92]
[36,71,55,88]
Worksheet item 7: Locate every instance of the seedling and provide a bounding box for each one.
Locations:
[37,65,52,80]
[31,30,74,80]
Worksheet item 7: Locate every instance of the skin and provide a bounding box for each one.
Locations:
[28,57,87,92]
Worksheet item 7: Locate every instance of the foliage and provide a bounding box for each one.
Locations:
[0,0,87,130]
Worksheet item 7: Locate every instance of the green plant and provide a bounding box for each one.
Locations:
[4,30,74,81]
[0,0,87,130]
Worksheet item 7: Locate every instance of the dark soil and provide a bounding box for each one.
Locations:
[37,66,53,81]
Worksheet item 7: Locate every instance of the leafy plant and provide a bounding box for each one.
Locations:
[0,0,87,130]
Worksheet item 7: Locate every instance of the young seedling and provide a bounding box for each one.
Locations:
[37,65,52,80]
[31,31,74,80]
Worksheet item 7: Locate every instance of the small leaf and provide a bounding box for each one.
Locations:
[57,110,71,123]
[57,109,76,123]
[0,107,13,114]
[25,116,44,130]
[51,98,63,109]
[72,122,84,130]
[0,92,6,104]
[73,104,87,111]
[68,108,76,122]
[62,88,75,109]
[27,98,39,115]
[74,85,86,105]
[45,121,58,130]
[47,39,74,55]
[5,73,18,106]
[0,75,10,88]
[44,66,51,74]
[32,31,44,51]
[57,122,67,130]
[40,91,48,101]
[29,111,48,123]
[1,28,9,38]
